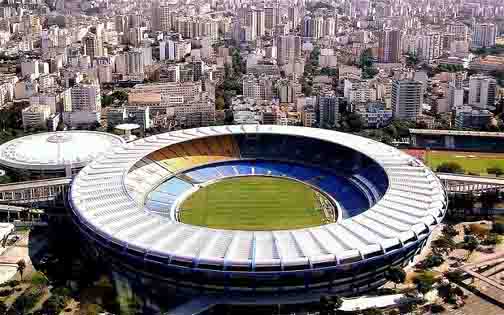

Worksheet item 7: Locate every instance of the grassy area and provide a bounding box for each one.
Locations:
[426,150,504,175]
[179,177,324,230]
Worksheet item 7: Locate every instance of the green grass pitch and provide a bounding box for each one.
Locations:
[179,176,325,230]
[425,150,504,175]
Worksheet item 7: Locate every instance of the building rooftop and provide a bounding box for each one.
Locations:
[409,128,504,138]
[0,131,125,171]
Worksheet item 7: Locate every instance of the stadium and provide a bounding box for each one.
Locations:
[0,131,125,178]
[69,125,447,298]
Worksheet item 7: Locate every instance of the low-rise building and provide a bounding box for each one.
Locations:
[454,107,492,129]
[358,102,393,128]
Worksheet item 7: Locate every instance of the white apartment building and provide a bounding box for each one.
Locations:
[468,75,497,109]
[70,83,101,112]
[22,105,50,131]
[391,80,423,121]
[21,60,40,78]
[472,23,496,48]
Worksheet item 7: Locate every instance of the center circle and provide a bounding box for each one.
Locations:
[178,176,336,231]
[46,134,73,143]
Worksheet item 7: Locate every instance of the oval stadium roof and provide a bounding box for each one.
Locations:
[0,131,125,171]
[70,125,446,269]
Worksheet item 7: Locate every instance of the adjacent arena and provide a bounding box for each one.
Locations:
[70,125,447,296]
[0,131,124,178]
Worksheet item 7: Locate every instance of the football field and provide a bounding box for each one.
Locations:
[425,150,504,175]
[179,176,325,230]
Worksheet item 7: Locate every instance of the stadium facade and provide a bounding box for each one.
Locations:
[410,128,504,152]
[70,125,447,300]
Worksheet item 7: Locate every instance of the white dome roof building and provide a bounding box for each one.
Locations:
[0,131,125,178]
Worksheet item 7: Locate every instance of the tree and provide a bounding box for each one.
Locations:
[442,224,459,238]
[319,295,343,315]
[406,53,418,67]
[487,166,504,176]
[430,303,446,313]
[385,266,406,288]
[17,260,26,280]
[423,253,444,268]
[463,235,479,251]
[436,161,464,174]
[347,113,363,132]
[414,272,437,294]
[432,236,457,252]
[215,96,225,110]
[445,270,464,283]
[362,308,383,315]
[482,233,501,245]
[0,301,6,315]
[469,223,491,238]
[495,222,504,234]
[480,191,499,212]
[42,293,68,314]
[437,283,465,304]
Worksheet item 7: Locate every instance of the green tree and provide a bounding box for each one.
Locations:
[430,303,446,313]
[445,270,464,283]
[347,113,363,132]
[215,96,225,110]
[442,224,459,238]
[362,308,383,315]
[495,223,504,234]
[463,235,479,251]
[436,161,464,174]
[482,233,501,245]
[16,260,25,280]
[423,253,444,268]
[385,266,406,288]
[42,293,69,314]
[319,295,343,315]
[414,272,437,294]
[406,53,418,67]
[487,166,504,176]
[432,236,457,252]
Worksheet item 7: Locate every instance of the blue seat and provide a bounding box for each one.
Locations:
[145,200,173,213]
[215,165,236,177]
[148,191,177,204]
[156,178,193,196]
[236,163,252,175]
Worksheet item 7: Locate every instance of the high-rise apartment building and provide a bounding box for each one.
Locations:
[276,35,302,66]
[95,57,113,84]
[115,15,128,33]
[242,75,275,101]
[245,8,257,41]
[264,7,278,31]
[288,6,299,30]
[318,96,339,127]
[70,83,101,112]
[378,29,401,63]
[472,23,496,48]
[391,80,423,121]
[447,22,469,41]
[83,33,99,60]
[90,24,104,57]
[324,16,336,37]
[468,75,497,109]
[313,16,324,39]
[126,50,145,77]
[303,16,313,37]
[415,32,442,61]
[447,72,465,109]
[254,9,265,38]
